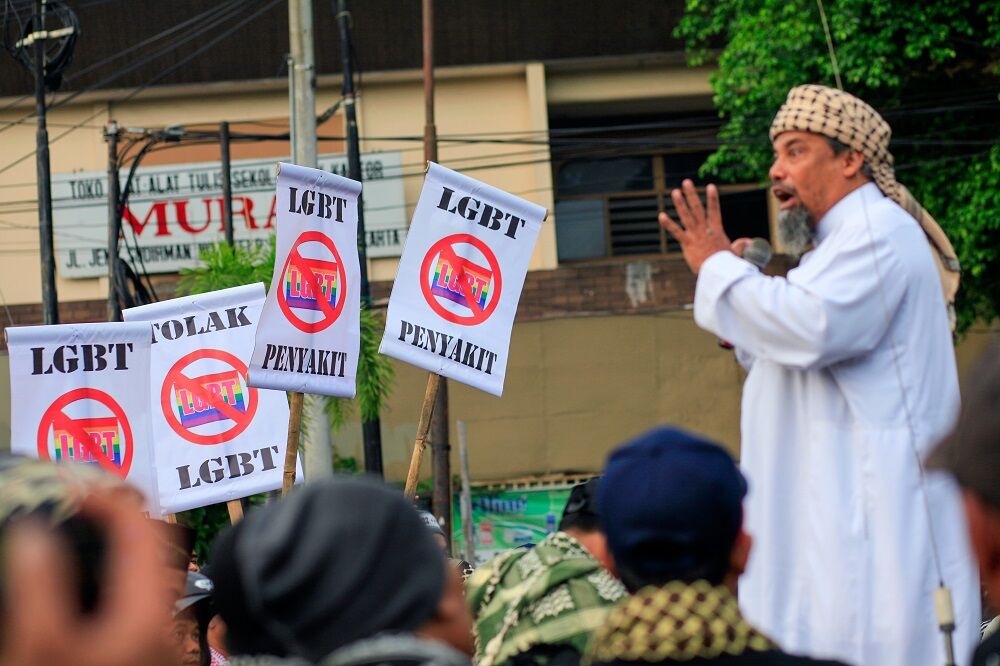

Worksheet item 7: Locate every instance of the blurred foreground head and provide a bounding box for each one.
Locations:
[599,427,750,592]
[210,476,474,663]
[0,456,186,612]
[0,457,183,666]
[928,342,1000,602]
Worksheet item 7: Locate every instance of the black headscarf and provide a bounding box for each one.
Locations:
[209,476,446,663]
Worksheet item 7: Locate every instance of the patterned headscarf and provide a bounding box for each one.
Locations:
[770,85,961,319]
[585,580,776,664]
[467,531,627,666]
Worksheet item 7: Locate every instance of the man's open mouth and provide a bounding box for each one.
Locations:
[772,185,798,210]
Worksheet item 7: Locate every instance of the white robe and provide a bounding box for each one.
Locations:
[693,184,979,666]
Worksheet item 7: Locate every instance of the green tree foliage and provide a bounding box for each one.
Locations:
[676,0,1000,331]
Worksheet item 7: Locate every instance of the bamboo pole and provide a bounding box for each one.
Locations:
[283,391,304,495]
[457,420,475,563]
[226,499,245,523]
[403,373,441,499]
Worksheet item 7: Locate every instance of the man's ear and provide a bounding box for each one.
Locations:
[605,551,619,580]
[963,491,1000,596]
[729,528,753,577]
[842,150,866,180]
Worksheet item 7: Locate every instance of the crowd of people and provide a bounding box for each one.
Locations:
[1,84,997,666]
[0,339,996,666]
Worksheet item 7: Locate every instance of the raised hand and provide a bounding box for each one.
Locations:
[659,179,732,274]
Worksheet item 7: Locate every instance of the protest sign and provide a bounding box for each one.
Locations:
[6,322,159,511]
[124,284,299,514]
[379,162,546,396]
[249,163,361,398]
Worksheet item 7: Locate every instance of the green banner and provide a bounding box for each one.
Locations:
[452,486,573,565]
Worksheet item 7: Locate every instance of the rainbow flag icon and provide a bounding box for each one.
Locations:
[285,259,339,311]
[432,254,491,310]
[53,417,122,467]
[175,370,247,428]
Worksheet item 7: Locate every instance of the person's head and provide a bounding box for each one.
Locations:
[207,614,228,657]
[598,427,751,593]
[768,85,889,257]
[171,571,214,666]
[558,478,612,570]
[0,457,132,619]
[209,476,474,663]
[419,510,449,554]
[171,606,203,666]
[0,457,189,634]
[928,342,1000,604]
[415,561,476,656]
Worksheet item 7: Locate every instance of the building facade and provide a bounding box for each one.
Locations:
[0,1,989,484]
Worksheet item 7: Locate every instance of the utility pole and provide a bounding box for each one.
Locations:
[220,121,234,247]
[336,0,384,477]
[288,0,333,480]
[423,0,452,549]
[33,0,58,324]
[289,0,317,168]
[105,121,120,321]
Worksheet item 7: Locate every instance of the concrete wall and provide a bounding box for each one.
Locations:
[330,310,744,483]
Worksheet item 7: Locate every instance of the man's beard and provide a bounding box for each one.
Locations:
[777,204,814,258]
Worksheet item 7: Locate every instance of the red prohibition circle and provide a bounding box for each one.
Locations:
[36,387,134,478]
[160,348,259,446]
[419,234,502,326]
[277,231,348,333]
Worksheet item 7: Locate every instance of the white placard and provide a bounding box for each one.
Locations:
[123,284,299,514]
[378,163,545,396]
[6,322,159,511]
[52,152,407,278]
[248,163,362,397]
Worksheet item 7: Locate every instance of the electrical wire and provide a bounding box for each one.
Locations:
[0,0,283,177]
[0,136,993,217]
[61,0,244,84]
[0,0,250,133]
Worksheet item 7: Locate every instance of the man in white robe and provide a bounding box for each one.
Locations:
[659,84,979,666]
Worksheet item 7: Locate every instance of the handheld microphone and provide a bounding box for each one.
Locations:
[743,237,773,271]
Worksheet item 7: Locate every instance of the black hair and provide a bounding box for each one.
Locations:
[614,540,732,592]
[558,511,601,534]
[824,136,875,180]
[558,479,601,533]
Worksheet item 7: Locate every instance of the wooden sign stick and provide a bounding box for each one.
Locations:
[282,391,304,495]
[403,373,441,499]
[226,499,245,523]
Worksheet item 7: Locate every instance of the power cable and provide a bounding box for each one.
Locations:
[0,0,248,133]
[48,0,253,112]
[62,0,243,84]
[0,0,282,177]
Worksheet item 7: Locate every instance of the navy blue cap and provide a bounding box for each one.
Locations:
[598,426,747,589]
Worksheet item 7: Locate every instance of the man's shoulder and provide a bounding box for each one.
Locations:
[829,189,914,239]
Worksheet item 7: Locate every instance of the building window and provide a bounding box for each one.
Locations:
[554,152,769,262]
